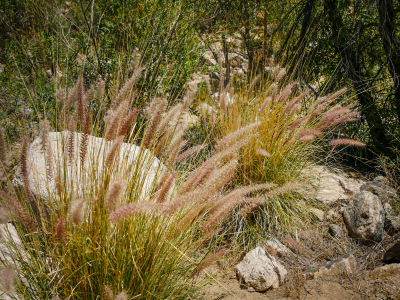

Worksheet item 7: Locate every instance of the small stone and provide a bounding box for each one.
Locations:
[329,224,343,237]
[326,209,340,221]
[235,246,287,292]
[264,238,291,255]
[384,241,400,264]
[303,254,357,278]
[310,207,325,221]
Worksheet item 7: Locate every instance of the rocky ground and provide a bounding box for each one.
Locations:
[196,166,400,299]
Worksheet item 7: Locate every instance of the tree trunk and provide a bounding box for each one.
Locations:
[325,0,390,153]
[377,0,400,124]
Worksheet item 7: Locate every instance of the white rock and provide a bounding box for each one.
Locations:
[212,92,234,106]
[235,246,287,291]
[342,191,385,243]
[307,166,365,204]
[13,132,163,201]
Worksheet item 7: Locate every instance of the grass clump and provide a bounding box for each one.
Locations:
[197,65,365,237]
[0,68,306,298]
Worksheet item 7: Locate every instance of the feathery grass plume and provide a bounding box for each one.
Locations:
[105,99,130,141]
[243,181,301,214]
[329,139,366,147]
[326,111,360,128]
[166,132,186,166]
[104,285,114,300]
[202,183,276,232]
[321,103,357,122]
[39,119,50,153]
[104,180,126,211]
[282,89,310,115]
[40,120,53,180]
[256,149,271,157]
[55,87,66,103]
[298,135,315,142]
[202,159,237,193]
[297,129,322,137]
[84,84,95,103]
[275,67,287,82]
[21,136,34,203]
[270,83,279,103]
[114,290,129,300]
[111,67,144,110]
[248,74,261,96]
[190,249,227,277]
[109,202,163,222]
[175,144,206,162]
[215,121,260,151]
[313,87,347,116]
[177,154,221,195]
[155,173,175,203]
[117,109,138,137]
[0,207,10,224]
[288,116,310,130]
[96,77,106,100]
[0,268,16,294]
[259,96,272,112]
[55,164,64,196]
[277,81,297,103]
[67,119,75,165]
[64,81,78,114]
[54,217,66,243]
[155,103,184,139]
[0,191,35,232]
[75,75,85,124]
[210,110,216,124]
[80,109,91,166]
[182,76,201,108]
[143,98,168,148]
[69,199,85,225]
[105,135,124,167]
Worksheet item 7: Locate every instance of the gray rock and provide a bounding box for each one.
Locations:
[384,241,400,264]
[329,224,343,237]
[360,177,398,204]
[342,191,385,243]
[235,246,287,292]
[303,254,357,278]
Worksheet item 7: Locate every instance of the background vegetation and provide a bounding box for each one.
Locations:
[0,0,399,298]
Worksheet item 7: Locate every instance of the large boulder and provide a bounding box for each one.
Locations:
[235,246,287,292]
[13,131,162,201]
[342,191,385,243]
